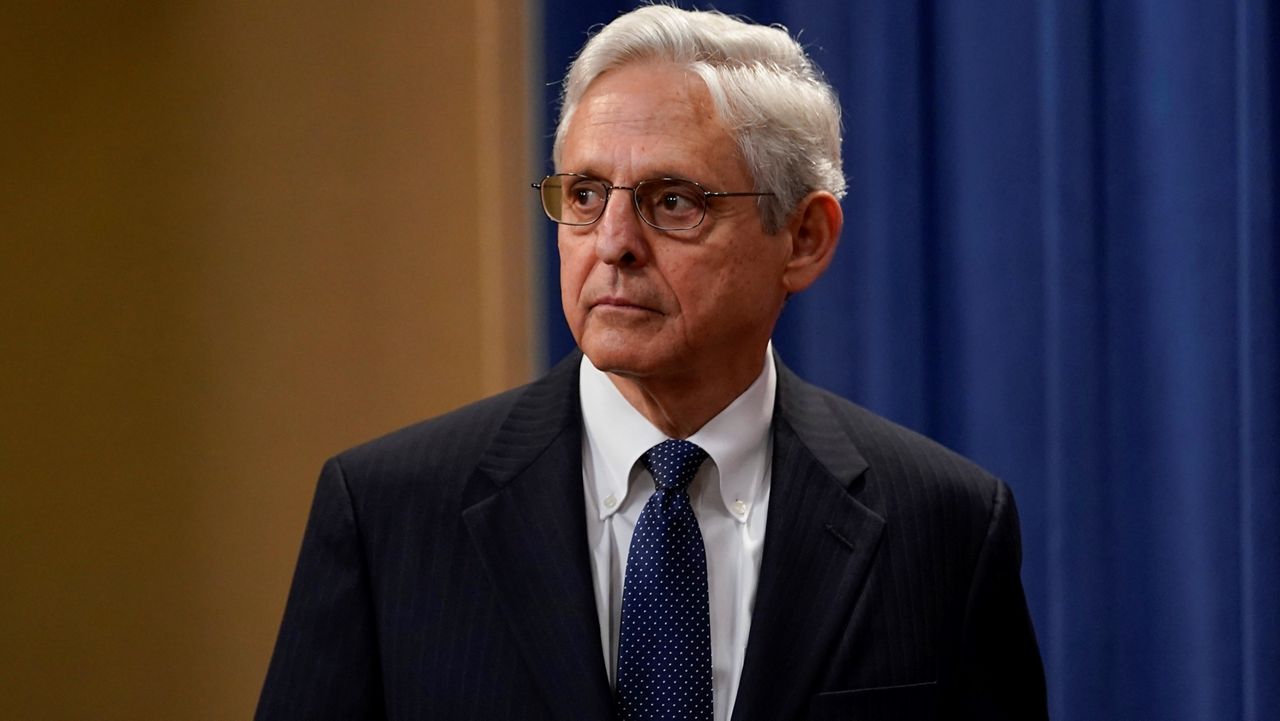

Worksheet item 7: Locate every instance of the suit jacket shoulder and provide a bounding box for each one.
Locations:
[761,362,1046,720]
[257,352,606,721]
[781,367,1001,504]
[331,352,582,510]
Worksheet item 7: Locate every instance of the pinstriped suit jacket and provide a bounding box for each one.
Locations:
[256,352,1047,720]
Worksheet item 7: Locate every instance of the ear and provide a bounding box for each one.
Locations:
[781,191,842,294]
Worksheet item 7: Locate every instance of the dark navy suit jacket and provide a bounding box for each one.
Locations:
[256,353,1047,720]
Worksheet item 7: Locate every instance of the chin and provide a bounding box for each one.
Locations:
[582,347,643,377]
[580,337,661,379]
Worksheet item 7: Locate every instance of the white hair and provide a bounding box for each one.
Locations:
[553,4,846,233]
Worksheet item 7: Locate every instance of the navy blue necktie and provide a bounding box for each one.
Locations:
[617,439,713,721]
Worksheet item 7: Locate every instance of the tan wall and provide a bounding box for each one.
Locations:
[0,2,537,719]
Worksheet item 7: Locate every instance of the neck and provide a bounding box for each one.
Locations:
[604,352,767,438]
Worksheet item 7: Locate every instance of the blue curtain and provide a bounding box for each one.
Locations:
[537,2,1279,719]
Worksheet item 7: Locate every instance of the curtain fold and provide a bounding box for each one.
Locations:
[538,2,1278,718]
[1235,2,1278,720]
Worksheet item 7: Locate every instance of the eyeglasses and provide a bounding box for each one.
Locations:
[532,173,773,231]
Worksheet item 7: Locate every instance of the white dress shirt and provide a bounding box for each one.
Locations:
[579,349,775,721]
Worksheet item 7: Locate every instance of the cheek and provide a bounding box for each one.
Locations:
[557,239,586,289]
[558,239,597,330]
[680,250,782,326]
[664,258,729,319]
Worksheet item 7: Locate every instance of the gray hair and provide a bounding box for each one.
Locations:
[553,5,846,233]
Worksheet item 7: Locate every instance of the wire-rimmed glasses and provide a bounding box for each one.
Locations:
[532,173,773,231]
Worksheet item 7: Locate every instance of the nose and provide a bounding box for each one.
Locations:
[592,188,649,267]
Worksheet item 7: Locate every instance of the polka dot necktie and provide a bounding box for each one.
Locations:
[617,439,713,720]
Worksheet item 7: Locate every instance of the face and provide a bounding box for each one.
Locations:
[557,62,793,388]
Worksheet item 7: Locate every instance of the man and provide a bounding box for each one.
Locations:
[257,6,1047,720]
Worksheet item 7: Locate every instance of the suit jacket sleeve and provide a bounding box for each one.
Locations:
[256,457,385,721]
[956,480,1047,719]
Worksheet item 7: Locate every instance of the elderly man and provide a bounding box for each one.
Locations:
[257,6,1046,720]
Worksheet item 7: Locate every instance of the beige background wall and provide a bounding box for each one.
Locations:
[1,2,537,719]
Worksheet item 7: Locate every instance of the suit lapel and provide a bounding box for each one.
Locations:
[731,362,886,721]
[461,353,615,720]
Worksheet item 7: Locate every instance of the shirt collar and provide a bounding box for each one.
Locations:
[578,345,776,522]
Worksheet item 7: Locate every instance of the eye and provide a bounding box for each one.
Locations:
[565,179,606,210]
[640,179,704,228]
[657,190,698,214]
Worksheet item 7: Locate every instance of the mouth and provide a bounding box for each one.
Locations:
[590,295,658,314]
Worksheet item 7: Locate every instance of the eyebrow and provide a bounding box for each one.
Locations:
[561,168,713,185]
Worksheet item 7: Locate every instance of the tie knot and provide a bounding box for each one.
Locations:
[641,439,708,492]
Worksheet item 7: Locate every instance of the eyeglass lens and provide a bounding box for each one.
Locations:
[539,175,707,231]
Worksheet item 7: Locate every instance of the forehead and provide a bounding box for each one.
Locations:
[559,62,745,184]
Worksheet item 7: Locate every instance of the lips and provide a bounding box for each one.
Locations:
[590,295,659,313]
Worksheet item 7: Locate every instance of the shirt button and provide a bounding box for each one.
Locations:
[604,494,618,510]
[732,500,748,516]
